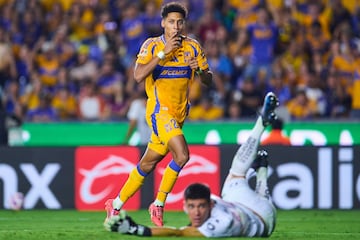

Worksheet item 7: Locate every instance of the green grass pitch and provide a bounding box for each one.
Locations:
[0,209,359,239]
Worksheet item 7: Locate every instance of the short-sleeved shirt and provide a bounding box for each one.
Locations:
[247,23,278,64]
[197,196,267,238]
[127,98,151,145]
[136,34,209,124]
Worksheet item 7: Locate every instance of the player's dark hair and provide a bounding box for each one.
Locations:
[161,2,187,19]
[184,183,211,202]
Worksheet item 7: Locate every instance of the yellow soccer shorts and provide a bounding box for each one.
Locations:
[146,110,184,156]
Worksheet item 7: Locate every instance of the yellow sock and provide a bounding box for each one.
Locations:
[156,160,181,205]
[119,165,146,203]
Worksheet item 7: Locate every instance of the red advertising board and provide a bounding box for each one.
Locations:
[154,145,220,210]
[75,146,141,210]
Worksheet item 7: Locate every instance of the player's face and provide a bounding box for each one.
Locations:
[184,198,212,227]
[161,12,185,39]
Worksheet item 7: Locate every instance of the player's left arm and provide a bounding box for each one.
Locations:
[187,40,213,87]
[151,226,205,237]
[105,212,206,237]
[196,68,213,87]
[188,57,212,87]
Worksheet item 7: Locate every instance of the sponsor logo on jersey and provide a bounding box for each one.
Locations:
[139,48,148,57]
[161,69,189,76]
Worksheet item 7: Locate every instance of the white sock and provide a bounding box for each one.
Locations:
[112,196,124,210]
[229,117,265,176]
[153,199,164,207]
[256,167,269,198]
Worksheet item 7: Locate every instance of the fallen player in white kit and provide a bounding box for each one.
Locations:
[104,92,279,238]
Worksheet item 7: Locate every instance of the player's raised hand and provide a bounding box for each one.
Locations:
[164,32,184,54]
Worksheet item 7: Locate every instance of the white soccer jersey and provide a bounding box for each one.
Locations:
[197,196,267,238]
[127,99,151,145]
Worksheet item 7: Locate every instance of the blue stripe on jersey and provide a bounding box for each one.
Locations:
[151,44,156,56]
[152,65,163,80]
[151,87,160,136]
[152,66,192,81]
[355,71,360,79]
[338,71,354,78]
[191,44,198,57]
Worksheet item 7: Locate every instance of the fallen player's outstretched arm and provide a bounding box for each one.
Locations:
[104,211,205,237]
[151,226,205,237]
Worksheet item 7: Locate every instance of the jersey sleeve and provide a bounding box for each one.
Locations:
[136,38,155,65]
[196,206,234,237]
[197,46,209,71]
[188,39,209,71]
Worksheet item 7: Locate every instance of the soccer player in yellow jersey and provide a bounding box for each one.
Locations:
[104,1,213,227]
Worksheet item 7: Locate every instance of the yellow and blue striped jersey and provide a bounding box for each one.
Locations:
[136,35,209,123]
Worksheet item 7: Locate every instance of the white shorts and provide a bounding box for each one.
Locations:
[221,178,276,236]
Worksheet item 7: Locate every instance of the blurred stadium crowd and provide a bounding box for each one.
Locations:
[0,0,360,124]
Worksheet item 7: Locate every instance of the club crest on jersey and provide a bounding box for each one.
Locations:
[184,52,191,63]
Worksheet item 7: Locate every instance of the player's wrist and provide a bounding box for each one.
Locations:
[195,67,203,75]
[123,215,152,236]
[135,224,152,236]
[157,50,166,60]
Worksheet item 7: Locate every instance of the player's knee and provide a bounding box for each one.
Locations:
[138,160,157,173]
[175,152,190,167]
